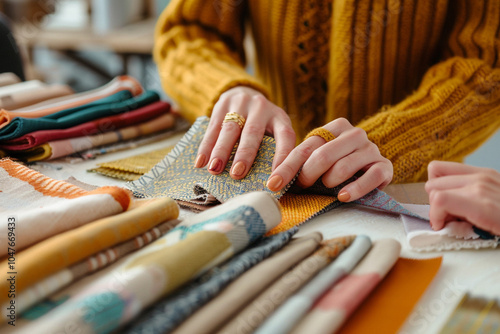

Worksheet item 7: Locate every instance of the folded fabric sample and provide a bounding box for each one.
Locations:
[439,293,500,334]
[89,145,175,181]
[0,72,21,87]
[338,257,442,334]
[256,235,372,334]
[0,196,179,307]
[1,100,171,150]
[0,80,45,97]
[0,158,131,255]
[402,203,499,251]
[16,191,282,334]
[219,235,356,334]
[14,217,181,315]
[0,84,74,110]
[127,116,292,202]
[0,75,143,128]
[291,239,401,334]
[11,112,176,162]
[124,228,300,334]
[171,231,325,334]
[0,90,159,141]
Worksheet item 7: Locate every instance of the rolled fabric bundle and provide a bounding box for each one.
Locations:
[0,75,143,129]
[290,239,401,334]
[15,191,282,334]
[0,196,180,307]
[0,72,21,87]
[0,80,45,97]
[0,100,170,151]
[218,235,356,334]
[255,235,372,334]
[0,84,74,110]
[0,90,159,141]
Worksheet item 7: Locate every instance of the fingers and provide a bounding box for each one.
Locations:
[337,161,393,201]
[427,160,482,179]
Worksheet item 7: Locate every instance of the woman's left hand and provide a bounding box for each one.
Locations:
[266,118,393,202]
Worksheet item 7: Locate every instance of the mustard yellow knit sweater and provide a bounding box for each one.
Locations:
[154,0,500,183]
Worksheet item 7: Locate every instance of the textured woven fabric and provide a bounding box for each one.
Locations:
[1,101,170,151]
[402,203,499,251]
[124,228,299,334]
[155,0,500,183]
[127,117,291,203]
[13,218,180,315]
[255,235,372,334]
[218,236,356,334]
[440,294,500,334]
[338,257,442,334]
[291,239,401,334]
[0,90,159,141]
[0,196,179,307]
[171,231,323,334]
[0,75,143,129]
[16,192,281,334]
[0,159,131,256]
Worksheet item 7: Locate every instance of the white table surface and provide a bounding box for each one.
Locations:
[29,133,500,334]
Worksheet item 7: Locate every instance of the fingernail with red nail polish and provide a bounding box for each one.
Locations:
[338,190,350,202]
[208,158,222,173]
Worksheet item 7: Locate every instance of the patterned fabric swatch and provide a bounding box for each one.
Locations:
[0,158,131,256]
[291,239,401,334]
[338,257,442,334]
[89,145,175,181]
[439,294,500,334]
[218,236,356,334]
[171,232,323,334]
[16,192,282,334]
[0,197,179,308]
[16,218,180,315]
[401,204,499,251]
[123,227,299,334]
[0,90,159,141]
[255,235,372,334]
[127,117,291,203]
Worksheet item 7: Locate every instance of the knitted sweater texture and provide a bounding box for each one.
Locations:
[154,0,500,183]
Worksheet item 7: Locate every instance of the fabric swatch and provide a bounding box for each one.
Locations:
[0,90,159,141]
[0,196,179,307]
[338,257,443,334]
[0,84,74,110]
[0,158,131,256]
[255,235,372,334]
[89,145,175,181]
[0,75,143,129]
[218,236,356,334]
[123,228,299,334]
[15,192,282,334]
[291,239,401,334]
[15,218,181,315]
[0,72,21,87]
[439,294,500,334]
[171,232,324,334]
[1,101,171,151]
[401,203,499,251]
[12,112,176,162]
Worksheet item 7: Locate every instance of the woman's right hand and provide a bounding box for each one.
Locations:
[195,86,296,180]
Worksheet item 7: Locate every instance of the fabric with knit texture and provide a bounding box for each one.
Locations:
[155,0,500,183]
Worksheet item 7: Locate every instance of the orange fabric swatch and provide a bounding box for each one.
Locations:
[338,257,443,334]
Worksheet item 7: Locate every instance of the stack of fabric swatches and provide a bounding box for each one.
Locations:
[0,75,179,162]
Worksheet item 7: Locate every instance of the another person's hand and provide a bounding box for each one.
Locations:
[267,118,393,202]
[425,161,500,235]
[195,86,296,179]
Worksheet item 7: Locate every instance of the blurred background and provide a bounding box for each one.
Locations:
[1,0,498,170]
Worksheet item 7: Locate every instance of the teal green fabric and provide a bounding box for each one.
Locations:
[0,91,160,141]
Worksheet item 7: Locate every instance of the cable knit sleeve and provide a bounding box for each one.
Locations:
[358,0,500,183]
[154,0,270,123]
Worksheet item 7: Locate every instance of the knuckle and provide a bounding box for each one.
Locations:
[296,144,315,160]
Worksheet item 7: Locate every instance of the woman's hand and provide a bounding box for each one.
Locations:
[195,86,296,179]
[266,118,393,202]
[425,161,500,235]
